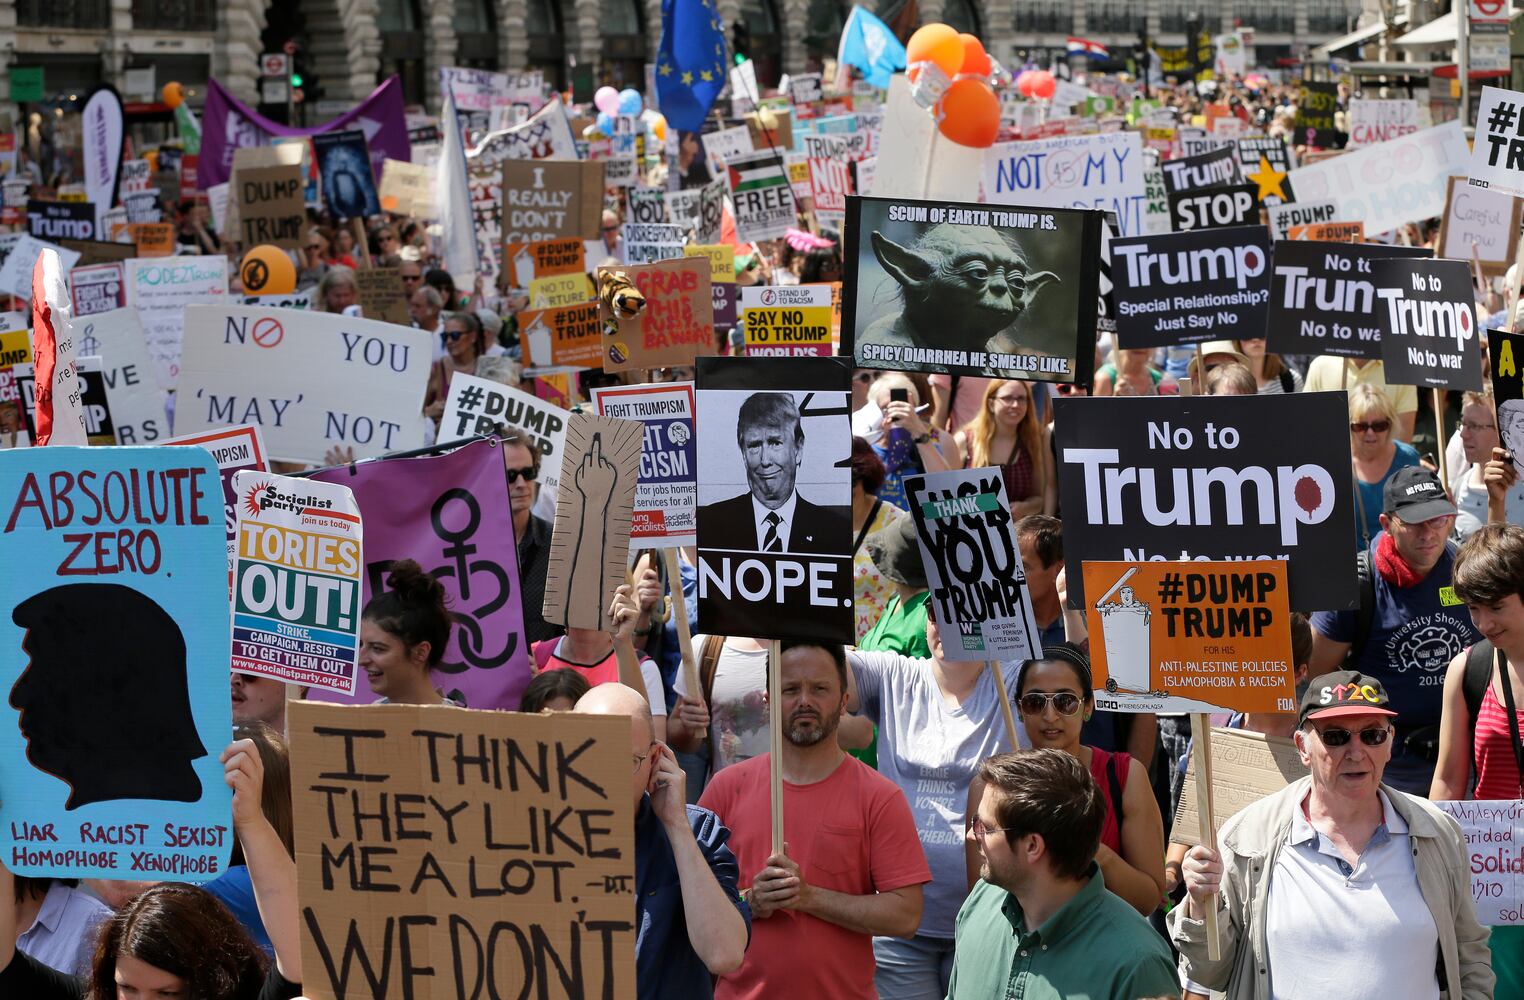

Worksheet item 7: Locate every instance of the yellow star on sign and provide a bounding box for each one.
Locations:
[682,71,694,85]
[700,69,714,81]
[1247,156,1288,202]
[658,63,673,76]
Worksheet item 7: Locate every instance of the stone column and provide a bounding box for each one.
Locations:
[500,0,529,71]
[212,0,267,104]
[424,0,457,108]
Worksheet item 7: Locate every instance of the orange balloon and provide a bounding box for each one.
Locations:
[907,23,964,78]
[1031,70,1057,100]
[240,245,297,296]
[938,79,1000,148]
[959,34,991,77]
[161,82,184,109]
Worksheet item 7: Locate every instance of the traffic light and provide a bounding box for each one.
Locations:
[291,49,323,104]
[732,22,751,65]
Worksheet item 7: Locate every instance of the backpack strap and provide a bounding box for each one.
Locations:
[1346,549,1376,667]
[1105,751,1126,841]
[1496,649,1524,798]
[1278,370,1295,394]
[698,634,726,708]
[1463,639,1495,731]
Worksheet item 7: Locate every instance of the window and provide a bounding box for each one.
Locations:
[1088,0,1142,33]
[603,0,644,36]
[944,0,982,36]
[1015,3,1071,33]
[454,0,499,66]
[17,0,110,29]
[132,0,215,31]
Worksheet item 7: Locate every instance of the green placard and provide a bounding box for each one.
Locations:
[920,492,999,521]
[9,66,43,103]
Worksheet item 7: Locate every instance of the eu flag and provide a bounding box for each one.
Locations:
[656,0,729,132]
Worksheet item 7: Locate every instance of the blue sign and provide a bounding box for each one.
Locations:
[0,447,232,881]
[590,381,697,547]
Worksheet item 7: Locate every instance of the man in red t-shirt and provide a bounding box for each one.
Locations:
[699,640,931,999]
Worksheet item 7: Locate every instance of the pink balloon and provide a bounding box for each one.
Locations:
[594,86,620,116]
[1016,70,1037,97]
[1032,70,1056,100]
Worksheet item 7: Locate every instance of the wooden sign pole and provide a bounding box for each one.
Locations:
[768,639,785,855]
[1192,715,1222,961]
[351,217,373,269]
[663,548,701,703]
[988,662,1020,748]
[1434,388,1449,489]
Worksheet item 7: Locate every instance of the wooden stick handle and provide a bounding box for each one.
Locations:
[1192,712,1221,962]
[662,548,701,704]
[988,661,1020,749]
[769,639,785,855]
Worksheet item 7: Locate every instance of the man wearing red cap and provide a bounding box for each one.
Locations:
[1170,671,1493,1000]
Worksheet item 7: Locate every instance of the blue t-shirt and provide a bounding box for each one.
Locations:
[203,865,273,955]
[1355,442,1420,546]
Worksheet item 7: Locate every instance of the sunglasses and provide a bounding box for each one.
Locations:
[442,330,471,342]
[1018,691,1083,716]
[1350,419,1391,434]
[1055,383,1084,395]
[1314,725,1391,747]
[506,466,538,484]
[305,244,323,252]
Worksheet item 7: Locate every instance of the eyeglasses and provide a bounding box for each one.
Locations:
[1462,420,1498,433]
[1055,384,1083,395]
[632,741,658,771]
[505,466,538,484]
[602,225,620,233]
[971,817,1018,840]
[994,393,1028,407]
[1314,725,1391,747]
[442,330,470,342]
[379,233,399,243]
[1017,691,1083,716]
[1349,419,1391,434]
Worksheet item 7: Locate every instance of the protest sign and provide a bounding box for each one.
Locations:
[122,191,162,225]
[0,235,80,299]
[665,178,725,245]
[15,357,116,446]
[1267,198,1338,240]
[1491,330,1524,478]
[528,272,593,309]
[467,96,580,165]
[1374,258,1484,392]
[233,163,305,249]
[1052,393,1356,611]
[1173,727,1306,846]
[353,267,411,325]
[1168,184,1259,231]
[725,149,795,242]
[469,165,504,288]
[126,255,229,388]
[702,124,756,164]
[501,159,604,241]
[520,301,602,369]
[129,223,175,258]
[176,306,431,464]
[441,375,569,495]
[1441,175,1522,275]
[590,381,698,548]
[790,72,824,105]
[231,471,361,693]
[627,186,667,225]
[1082,560,1296,713]
[983,131,1148,236]
[809,155,852,222]
[1109,224,1271,348]
[687,243,737,327]
[70,261,124,316]
[1287,221,1366,242]
[1348,99,1423,147]
[622,222,687,264]
[163,424,269,580]
[1294,81,1340,147]
[695,356,853,642]
[1159,146,1244,193]
[27,199,95,241]
[541,411,643,630]
[742,284,833,357]
[0,328,31,442]
[1179,130,1233,159]
[378,158,435,218]
[903,467,1042,660]
[1267,242,1431,360]
[1288,121,1470,236]
[1470,87,1524,198]
[506,237,586,287]
[241,292,311,310]
[0,446,231,880]
[312,130,381,219]
[599,257,714,372]
[71,307,166,445]
[1434,800,1524,926]
[288,701,635,1000]
[843,196,1101,383]
[1237,140,1295,208]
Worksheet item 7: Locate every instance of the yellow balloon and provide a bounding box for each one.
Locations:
[650,112,668,143]
[240,245,297,296]
[161,82,185,109]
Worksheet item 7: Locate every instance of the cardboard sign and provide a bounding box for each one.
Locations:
[162,424,269,581]
[520,301,602,369]
[984,131,1149,236]
[590,381,698,548]
[1289,121,1470,237]
[1470,86,1524,198]
[377,158,435,218]
[70,261,124,316]
[1491,330,1524,478]
[440,375,569,495]
[541,411,643,630]
[1172,727,1306,846]
[1348,98,1423,147]
[354,266,411,326]
[1374,258,1484,392]
[1434,800,1524,926]
[1267,242,1430,360]
[742,284,833,357]
[1287,221,1366,242]
[71,307,167,445]
[627,186,667,225]
[506,238,586,286]
[1083,560,1296,713]
[1168,184,1259,231]
[622,222,686,264]
[904,467,1043,661]
[27,199,96,241]
[126,255,229,388]
[1110,224,1271,348]
[599,257,714,372]
[1441,175,1522,276]
[695,356,853,642]
[288,702,635,1000]
[176,306,432,464]
[0,446,231,880]
[312,129,380,219]
[234,163,305,249]
[231,471,362,693]
[501,159,604,241]
[1159,146,1244,193]
[129,223,175,258]
[1052,393,1356,611]
[1295,82,1341,147]
[724,149,795,243]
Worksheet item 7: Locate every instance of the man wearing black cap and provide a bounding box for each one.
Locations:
[1308,465,1480,794]
[1171,672,1493,1000]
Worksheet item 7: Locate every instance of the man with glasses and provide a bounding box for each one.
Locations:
[574,680,750,998]
[1172,672,1492,1000]
[499,430,561,644]
[948,748,1177,1000]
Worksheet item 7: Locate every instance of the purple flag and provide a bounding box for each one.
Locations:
[308,438,531,709]
[199,75,411,190]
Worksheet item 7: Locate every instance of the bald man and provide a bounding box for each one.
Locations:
[575,683,750,998]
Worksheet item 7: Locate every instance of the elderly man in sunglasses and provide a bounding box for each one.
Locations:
[1172,672,1493,1000]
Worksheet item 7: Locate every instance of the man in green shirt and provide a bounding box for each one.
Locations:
[948,749,1179,1000]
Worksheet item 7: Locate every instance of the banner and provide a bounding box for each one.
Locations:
[126,256,229,389]
[843,195,1101,383]
[1288,121,1470,236]
[1109,224,1271,348]
[163,424,269,581]
[1168,184,1259,230]
[696,356,853,642]
[1052,393,1356,611]
[440,374,569,496]
[0,446,231,880]
[590,381,698,548]
[71,307,166,445]
[1440,175,1522,276]
[469,165,504,290]
[725,149,794,243]
[1433,800,1524,926]
[983,131,1148,237]
[288,702,635,1000]
[1294,81,1341,147]
[742,284,833,356]
[1348,99,1423,147]
[176,306,431,464]
[81,86,124,235]
[502,159,604,241]
[1267,242,1431,360]
[1374,258,1484,392]
[520,301,602,369]
[28,200,96,241]
[1159,146,1243,193]
[904,467,1043,661]
[199,75,410,190]
[466,97,580,166]
[599,257,714,372]
[1470,86,1524,197]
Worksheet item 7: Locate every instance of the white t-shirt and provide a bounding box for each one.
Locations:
[673,636,770,773]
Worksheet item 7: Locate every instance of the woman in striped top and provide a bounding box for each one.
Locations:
[1235,337,1304,393]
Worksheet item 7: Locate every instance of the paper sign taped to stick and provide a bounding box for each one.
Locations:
[1440,175,1521,276]
[600,258,714,372]
[1172,727,1306,846]
[0,446,232,880]
[1434,800,1524,926]
[541,412,643,630]
[590,381,698,548]
[288,701,635,1000]
[441,373,569,494]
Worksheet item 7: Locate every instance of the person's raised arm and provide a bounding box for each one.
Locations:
[1485,447,1518,524]
[1430,650,1477,801]
[223,740,301,985]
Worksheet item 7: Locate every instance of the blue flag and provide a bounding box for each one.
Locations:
[656,0,729,132]
[837,6,906,90]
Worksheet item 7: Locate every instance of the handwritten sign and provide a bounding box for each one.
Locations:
[600,258,714,372]
[984,132,1147,236]
[1173,727,1306,846]
[1435,800,1524,925]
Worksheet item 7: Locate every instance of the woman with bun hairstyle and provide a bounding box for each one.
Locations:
[358,559,460,706]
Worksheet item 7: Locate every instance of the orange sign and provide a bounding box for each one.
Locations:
[599,258,714,372]
[506,238,587,286]
[520,300,603,369]
[1288,221,1366,243]
[1081,560,1295,714]
[130,223,175,257]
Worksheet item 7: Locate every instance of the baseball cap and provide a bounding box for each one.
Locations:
[1298,670,1399,726]
[1382,465,1456,522]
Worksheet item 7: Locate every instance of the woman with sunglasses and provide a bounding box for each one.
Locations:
[424,311,486,423]
[1350,384,1420,548]
[962,644,1166,917]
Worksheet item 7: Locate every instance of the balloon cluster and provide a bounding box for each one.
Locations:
[588,86,668,143]
[1015,69,1057,100]
[905,24,999,149]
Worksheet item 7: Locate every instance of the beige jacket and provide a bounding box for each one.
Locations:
[1168,777,1494,1000]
